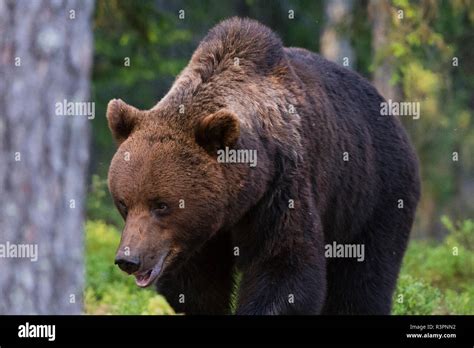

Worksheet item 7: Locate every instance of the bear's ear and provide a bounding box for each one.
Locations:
[106,99,140,144]
[195,109,240,154]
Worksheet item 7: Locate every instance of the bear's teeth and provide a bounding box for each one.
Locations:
[135,270,151,282]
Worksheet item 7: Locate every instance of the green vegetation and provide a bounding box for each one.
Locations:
[84,215,473,315]
[392,218,474,315]
[84,220,175,315]
[86,175,123,228]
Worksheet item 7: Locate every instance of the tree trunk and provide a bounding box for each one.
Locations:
[320,0,355,68]
[369,0,400,101]
[0,0,94,314]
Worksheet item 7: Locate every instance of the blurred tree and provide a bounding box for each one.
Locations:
[369,0,401,101]
[0,0,94,313]
[320,0,355,68]
[382,0,474,238]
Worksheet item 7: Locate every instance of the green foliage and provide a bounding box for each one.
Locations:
[86,175,123,228]
[442,216,474,251]
[350,0,373,76]
[92,1,192,179]
[392,275,442,315]
[84,220,175,315]
[400,217,474,290]
[386,0,474,210]
[442,287,474,315]
[393,217,474,314]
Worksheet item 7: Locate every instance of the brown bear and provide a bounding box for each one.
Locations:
[107,17,420,315]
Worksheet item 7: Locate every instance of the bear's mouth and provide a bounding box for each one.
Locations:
[133,252,169,288]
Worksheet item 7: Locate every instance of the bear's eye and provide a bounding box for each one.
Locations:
[151,202,170,217]
[117,200,128,218]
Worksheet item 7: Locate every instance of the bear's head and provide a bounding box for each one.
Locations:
[107,98,242,288]
[106,17,292,288]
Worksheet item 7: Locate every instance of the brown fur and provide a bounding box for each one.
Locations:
[107,18,420,315]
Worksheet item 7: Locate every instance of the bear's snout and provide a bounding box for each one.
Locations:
[114,255,140,274]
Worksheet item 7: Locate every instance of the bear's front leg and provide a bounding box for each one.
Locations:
[235,245,327,315]
[156,232,234,315]
[233,187,327,315]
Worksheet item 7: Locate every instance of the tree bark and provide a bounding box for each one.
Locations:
[369,0,400,101]
[320,0,355,68]
[0,0,94,314]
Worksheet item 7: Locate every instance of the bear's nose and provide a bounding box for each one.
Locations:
[115,256,140,274]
